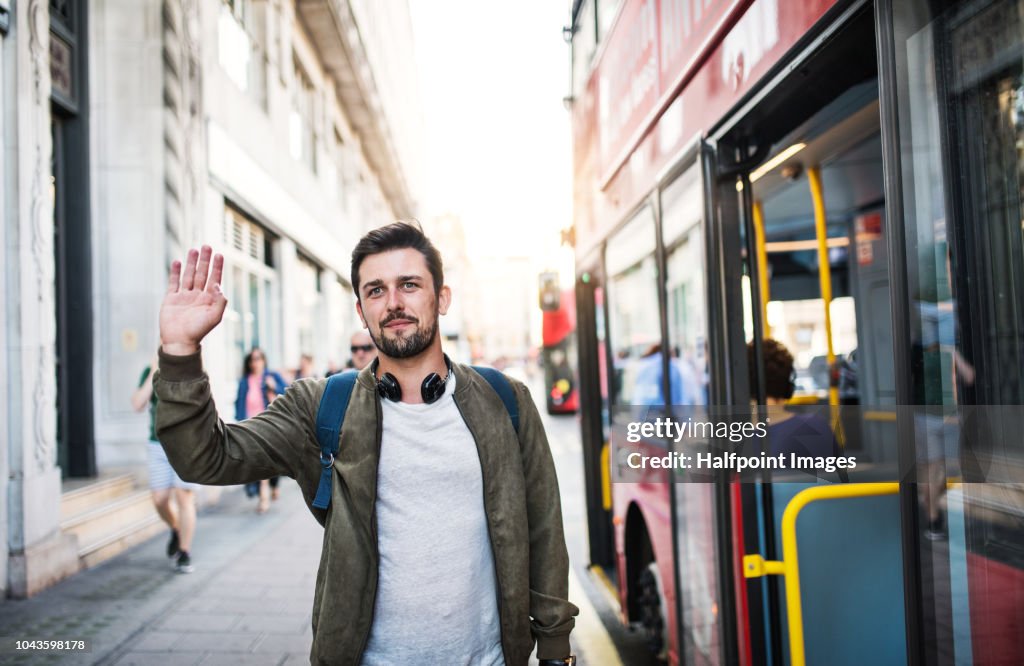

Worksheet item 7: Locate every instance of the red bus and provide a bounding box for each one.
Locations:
[540,272,579,414]
[568,1,1024,665]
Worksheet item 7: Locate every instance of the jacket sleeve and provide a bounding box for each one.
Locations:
[154,347,320,486]
[514,381,580,659]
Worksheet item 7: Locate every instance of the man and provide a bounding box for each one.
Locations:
[153,222,577,665]
[347,329,376,371]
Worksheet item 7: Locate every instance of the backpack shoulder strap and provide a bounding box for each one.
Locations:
[312,370,358,510]
[471,366,519,434]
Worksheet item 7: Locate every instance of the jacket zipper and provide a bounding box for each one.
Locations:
[453,395,510,665]
[353,394,384,664]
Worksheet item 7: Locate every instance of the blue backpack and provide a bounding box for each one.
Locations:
[311,366,520,510]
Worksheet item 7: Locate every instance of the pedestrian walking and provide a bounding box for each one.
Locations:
[294,353,318,381]
[347,329,377,371]
[152,222,578,665]
[234,347,287,513]
[131,355,198,573]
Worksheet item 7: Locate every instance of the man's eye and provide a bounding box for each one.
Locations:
[369,287,383,296]
[402,282,417,289]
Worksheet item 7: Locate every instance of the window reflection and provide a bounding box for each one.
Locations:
[897,0,1024,661]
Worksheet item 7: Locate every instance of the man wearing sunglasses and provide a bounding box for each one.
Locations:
[348,330,377,371]
[151,222,577,665]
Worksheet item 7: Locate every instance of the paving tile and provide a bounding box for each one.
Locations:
[233,613,308,634]
[115,651,204,666]
[199,653,284,665]
[170,632,261,653]
[128,631,185,651]
[251,633,313,654]
[159,612,241,632]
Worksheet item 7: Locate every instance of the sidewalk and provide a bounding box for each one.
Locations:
[0,484,320,665]
[1,395,623,666]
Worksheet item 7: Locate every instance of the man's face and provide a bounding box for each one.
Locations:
[349,331,376,371]
[356,248,450,360]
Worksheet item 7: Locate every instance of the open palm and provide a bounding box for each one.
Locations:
[160,246,227,354]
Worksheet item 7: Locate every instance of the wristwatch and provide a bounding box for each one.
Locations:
[538,658,576,666]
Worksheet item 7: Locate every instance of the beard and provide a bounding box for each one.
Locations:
[371,311,438,359]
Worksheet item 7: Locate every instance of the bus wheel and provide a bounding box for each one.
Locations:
[637,561,669,661]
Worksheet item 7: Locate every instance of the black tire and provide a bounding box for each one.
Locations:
[637,562,668,660]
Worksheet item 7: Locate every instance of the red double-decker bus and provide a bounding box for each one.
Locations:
[569,1,1024,665]
[540,272,579,415]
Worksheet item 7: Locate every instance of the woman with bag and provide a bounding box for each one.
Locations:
[235,347,288,513]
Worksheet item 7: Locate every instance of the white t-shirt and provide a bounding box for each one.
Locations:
[362,375,505,665]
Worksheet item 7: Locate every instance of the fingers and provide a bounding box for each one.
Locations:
[206,253,225,294]
[194,245,212,291]
[181,248,199,290]
[166,260,182,294]
[170,247,223,293]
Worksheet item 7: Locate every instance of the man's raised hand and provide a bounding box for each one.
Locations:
[160,246,227,356]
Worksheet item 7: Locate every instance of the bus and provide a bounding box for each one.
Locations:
[540,272,579,414]
[568,1,1024,665]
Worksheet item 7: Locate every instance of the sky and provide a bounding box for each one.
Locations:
[408,0,575,277]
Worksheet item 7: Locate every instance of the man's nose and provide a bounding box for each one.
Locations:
[385,288,404,311]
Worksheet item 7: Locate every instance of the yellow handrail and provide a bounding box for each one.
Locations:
[600,442,612,511]
[807,166,846,449]
[753,200,771,337]
[807,166,837,408]
[742,482,900,666]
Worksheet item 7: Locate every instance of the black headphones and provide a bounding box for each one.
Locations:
[373,354,453,404]
[784,368,797,400]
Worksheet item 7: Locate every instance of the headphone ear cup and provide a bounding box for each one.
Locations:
[421,373,445,404]
[786,370,796,400]
[377,373,402,402]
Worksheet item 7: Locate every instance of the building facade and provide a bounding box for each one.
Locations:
[2,0,420,598]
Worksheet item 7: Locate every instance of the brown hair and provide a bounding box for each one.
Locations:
[748,338,795,400]
[350,221,443,301]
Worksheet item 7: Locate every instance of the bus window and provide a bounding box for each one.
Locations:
[606,206,661,408]
[892,0,1024,661]
[663,163,709,407]
[662,162,721,664]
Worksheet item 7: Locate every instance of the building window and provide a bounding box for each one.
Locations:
[295,254,323,363]
[290,56,318,173]
[331,129,346,204]
[218,0,267,108]
[223,203,278,373]
[571,0,597,99]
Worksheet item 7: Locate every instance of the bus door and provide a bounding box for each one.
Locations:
[661,150,725,665]
[882,0,1024,661]
[603,203,696,661]
[714,6,905,665]
[575,260,616,569]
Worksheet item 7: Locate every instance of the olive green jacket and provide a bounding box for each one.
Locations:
[154,349,577,665]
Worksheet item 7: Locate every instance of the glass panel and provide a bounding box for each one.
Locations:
[229,265,246,369]
[893,0,1024,661]
[291,58,317,172]
[606,207,662,408]
[249,272,260,350]
[572,0,597,99]
[662,163,720,663]
[296,256,321,363]
[663,163,708,407]
[217,1,266,108]
[597,0,622,41]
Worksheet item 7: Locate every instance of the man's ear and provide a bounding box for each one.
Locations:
[437,285,452,316]
[356,300,367,328]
